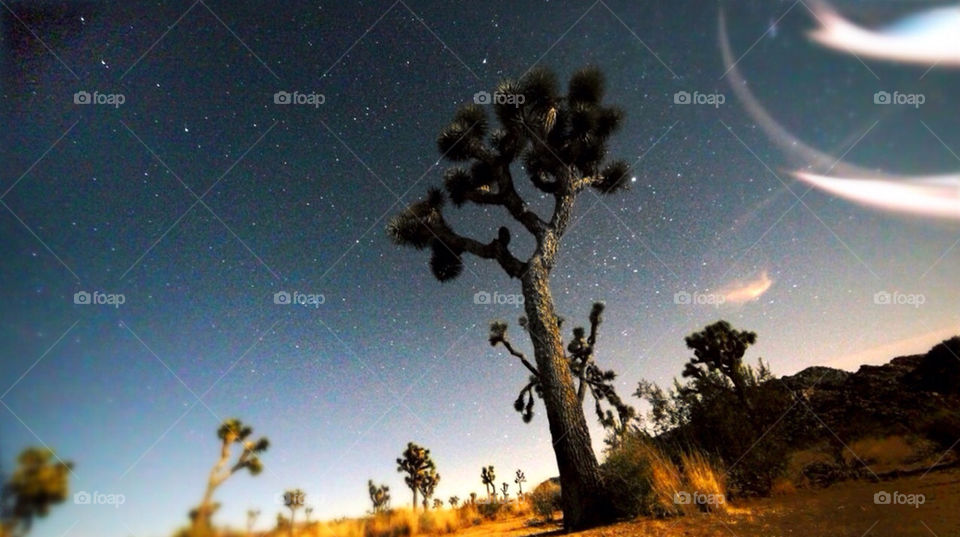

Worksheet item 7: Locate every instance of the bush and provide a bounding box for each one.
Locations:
[528,480,561,521]
[921,410,960,451]
[679,451,726,514]
[601,435,659,517]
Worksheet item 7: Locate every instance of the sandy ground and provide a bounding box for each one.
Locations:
[451,467,960,537]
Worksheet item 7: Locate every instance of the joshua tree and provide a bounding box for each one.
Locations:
[490,302,635,437]
[469,492,477,506]
[368,480,390,514]
[682,321,757,410]
[192,419,269,533]
[387,66,629,529]
[501,482,510,500]
[432,498,443,510]
[0,448,73,537]
[245,509,260,537]
[418,470,440,511]
[514,469,526,496]
[282,489,304,537]
[396,443,438,511]
[448,496,459,508]
[480,466,496,497]
[304,507,313,525]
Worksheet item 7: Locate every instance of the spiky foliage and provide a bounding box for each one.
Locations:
[192,419,269,533]
[388,65,629,531]
[490,303,635,433]
[682,321,758,409]
[480,466,496,497]
[432,498,443,510]
[368,480,390,514]
[396,443,438,512]
[448,496,459,508]
[0,448,73,537]
[418,470,440,510]
[500,482,509,500]
[514,469,526,496]
[282,489,304,537]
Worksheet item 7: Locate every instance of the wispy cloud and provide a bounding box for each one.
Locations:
[717,271,774,305]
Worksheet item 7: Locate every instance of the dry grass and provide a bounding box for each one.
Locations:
[843,435,935,470]
[679,451,727,514]
[641,442,684,515]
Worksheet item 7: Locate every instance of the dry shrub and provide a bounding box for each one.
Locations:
[528,480,562,521]
[679,451,727,514]
[769,477,797,496]
[843,435,930,469]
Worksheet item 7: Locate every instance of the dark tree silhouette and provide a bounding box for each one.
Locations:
[368,480,390,514]
[448,496,459,508]
[396,443,437,511]
[490,302,636,436]
[282,489,304,537]
[418,470,440,511]
[480,465,496,498]
[469,492,477,505]
[192,419,268,533]
[304,506,313,525]
[432,498,443,510]
[501,482,510,500]
[682,321,757,410]
[387,65,629,530]
[0,448,73,537]
[514,469,526,496]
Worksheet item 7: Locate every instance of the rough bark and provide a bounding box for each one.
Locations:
[521,260,611,530]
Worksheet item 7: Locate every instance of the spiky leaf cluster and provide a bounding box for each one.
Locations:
[368,480,390,514]
[217,418,269,476]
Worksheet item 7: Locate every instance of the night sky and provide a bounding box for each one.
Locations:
[1,1,958,536]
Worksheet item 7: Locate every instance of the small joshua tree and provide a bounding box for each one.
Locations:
[418,470,440,511]
[193,419,269,533]
[245,509,260,537]
[490,302,635,437]
[514,469,526,496]
[397,443,438,511]
[368,480,390,514]
[682,320,757,411]
[469,492,477,506]
[432,498,443,510]
[0,448,73,537]
[480,466,496,498]
[304,507,313,525]
[448,496,459,508]
[283,489,305,537]
[501,482,510,500]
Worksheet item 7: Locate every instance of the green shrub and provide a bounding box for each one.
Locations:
[528,480,561,520]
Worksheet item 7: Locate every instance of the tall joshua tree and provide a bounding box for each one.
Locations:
[0,448,73,537]
[480,466,496,498]
[387,66,629,529]
[368,480,390,514]
[193,419,269,533]
[396,442,437,511]
[514,469,526,496]
[283,489,304,537]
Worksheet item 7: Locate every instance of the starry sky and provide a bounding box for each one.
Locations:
[1,1,958,536]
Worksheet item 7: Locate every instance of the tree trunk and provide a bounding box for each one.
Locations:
[412,488,419,512]
[520,262,612,531]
